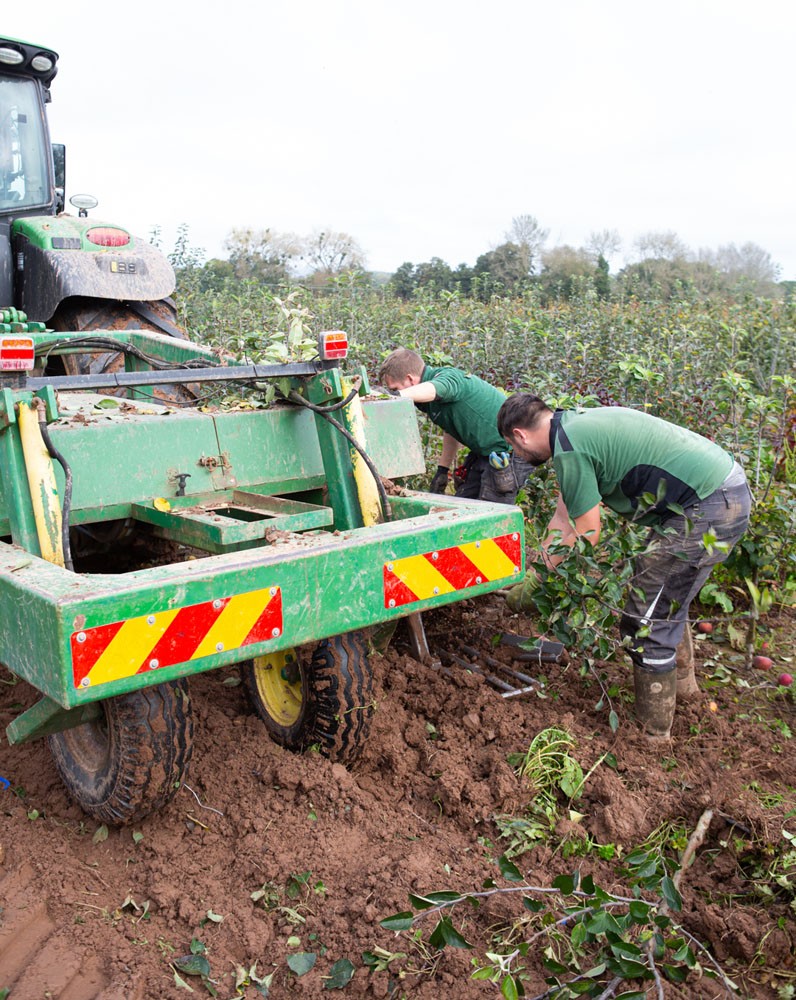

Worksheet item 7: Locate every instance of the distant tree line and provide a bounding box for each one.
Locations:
[175,214,784,303]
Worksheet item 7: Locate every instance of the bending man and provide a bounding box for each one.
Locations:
[497,394,751,741]
[379,348,533,503]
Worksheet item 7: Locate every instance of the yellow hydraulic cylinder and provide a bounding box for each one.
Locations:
[18,400,65,566]
[340,377,382,528]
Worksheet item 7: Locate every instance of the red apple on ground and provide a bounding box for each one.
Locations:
[696,622,713,634]
[778,673,793,687]
[752,655,773,670]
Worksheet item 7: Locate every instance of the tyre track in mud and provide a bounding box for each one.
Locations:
[0,862,111,999]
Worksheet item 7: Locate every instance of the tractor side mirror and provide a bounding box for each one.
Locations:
[52,143,65,213]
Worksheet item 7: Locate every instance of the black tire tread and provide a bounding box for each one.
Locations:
[308,632,373,764]
[47,680,193,826]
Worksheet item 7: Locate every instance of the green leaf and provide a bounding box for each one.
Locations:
[132,830,144,844]
[522,896,545,912]
[379,911,413,931]
[173,969,195,992]
[570,921,588,947]
[552,874,575,894]
[661,964,688,982]
[92,823,109,843]
[439,918,473,949]
[94,398,119,409]
[501,973,519,1000]
[174,955,211,977]
[628,900,652,922]
[660,876,682,912]
[324,958,355,989]
[609,710,619,732]
[205,909,224,923]
[190,937,206,955]
[287,952,317,977]
[498,855,523,882]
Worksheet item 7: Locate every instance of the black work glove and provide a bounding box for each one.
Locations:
[429,465,450,494]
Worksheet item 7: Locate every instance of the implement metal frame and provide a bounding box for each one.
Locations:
[0,328,525,744]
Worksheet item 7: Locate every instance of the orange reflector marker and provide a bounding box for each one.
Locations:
[319,330,348,360]
[72,586,283,690]
[383,533,522,608]
[0,336,35,371]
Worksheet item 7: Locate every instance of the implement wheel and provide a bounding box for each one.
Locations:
[47,680,193,825]
[242,631,373,764]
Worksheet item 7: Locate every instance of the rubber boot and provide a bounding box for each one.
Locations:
[633,665,677,743]
[675,628,699,699]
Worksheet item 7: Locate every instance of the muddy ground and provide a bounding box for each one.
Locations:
[0,596,794,1000]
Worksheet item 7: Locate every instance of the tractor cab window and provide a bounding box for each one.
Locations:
[0,78,49,212]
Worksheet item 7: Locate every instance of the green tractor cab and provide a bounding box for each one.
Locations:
[0,34,184,361]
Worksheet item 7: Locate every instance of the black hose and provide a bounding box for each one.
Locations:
[36,403,74,572]
[288,389,393,522]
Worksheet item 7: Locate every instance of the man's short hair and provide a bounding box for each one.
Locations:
[379,348,424,383]
[497,393,552,439]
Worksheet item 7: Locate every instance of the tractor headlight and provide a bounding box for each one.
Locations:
[31,54,55,73]
[0,46,24,66]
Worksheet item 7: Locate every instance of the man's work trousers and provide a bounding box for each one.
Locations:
[620,462,751,673]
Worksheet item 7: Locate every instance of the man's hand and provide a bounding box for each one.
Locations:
[429,465,450,494]
[504,572,540,613]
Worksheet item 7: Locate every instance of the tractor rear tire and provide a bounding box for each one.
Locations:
[48,297,194,403]
[47,680,193,825]
[242,631,373,765]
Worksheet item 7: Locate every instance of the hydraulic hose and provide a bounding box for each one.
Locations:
[288,388,393,523]
[36,400,74,572]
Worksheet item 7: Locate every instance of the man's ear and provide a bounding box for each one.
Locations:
[407,372,421,386]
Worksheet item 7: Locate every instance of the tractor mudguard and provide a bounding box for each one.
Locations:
[12,216,175,322]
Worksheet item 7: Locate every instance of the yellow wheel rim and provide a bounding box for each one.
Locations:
[251,650,303,727]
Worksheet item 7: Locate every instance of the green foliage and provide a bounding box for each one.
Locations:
[378,854,732,998]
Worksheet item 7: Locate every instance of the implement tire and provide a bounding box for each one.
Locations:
[242,631,373,765]
[47,680,193,826]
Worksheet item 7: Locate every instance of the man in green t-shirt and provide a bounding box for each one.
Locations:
[378,348,533,503]
[497,393,751,742]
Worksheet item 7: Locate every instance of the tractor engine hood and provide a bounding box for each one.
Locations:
[12,214,175,322]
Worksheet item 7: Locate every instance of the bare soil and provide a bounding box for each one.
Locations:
[0,597,794,999]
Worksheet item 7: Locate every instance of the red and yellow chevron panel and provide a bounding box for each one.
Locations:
[72,586,283,690]
[383,532,521,609]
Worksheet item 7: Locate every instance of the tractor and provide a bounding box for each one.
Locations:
[0,35,525,826]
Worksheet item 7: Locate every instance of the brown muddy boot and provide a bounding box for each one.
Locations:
[675,628,699,699]
[633,665,677,743]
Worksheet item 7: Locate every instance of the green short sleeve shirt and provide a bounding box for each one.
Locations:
[416,365,507,457]
[552,407,734,522]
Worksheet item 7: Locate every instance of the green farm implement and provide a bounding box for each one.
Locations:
[0,35,524,824]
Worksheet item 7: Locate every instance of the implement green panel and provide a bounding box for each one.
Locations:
[0,393,427,532]
[0,495,523,711]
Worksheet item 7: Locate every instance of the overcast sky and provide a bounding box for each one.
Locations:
[7,0,796,279]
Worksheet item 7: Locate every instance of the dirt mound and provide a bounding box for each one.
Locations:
[0,596,793,998]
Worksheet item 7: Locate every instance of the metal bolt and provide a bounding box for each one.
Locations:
[512,533,519,541]
[216,641,224,652]
[269,587,277,597]
[80,676,90,687]
[212,599,222,610]
[76,632,86,644]
[431,551,439,561]
[475,541,481,549]
[272,627,281,637]
[147,615,156,625]
[433,586,439,595]
[387,562,394,572]
[513,566,520,574]
[149,658,159,669]
[476,576,482,584]
[388,598,396,608]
